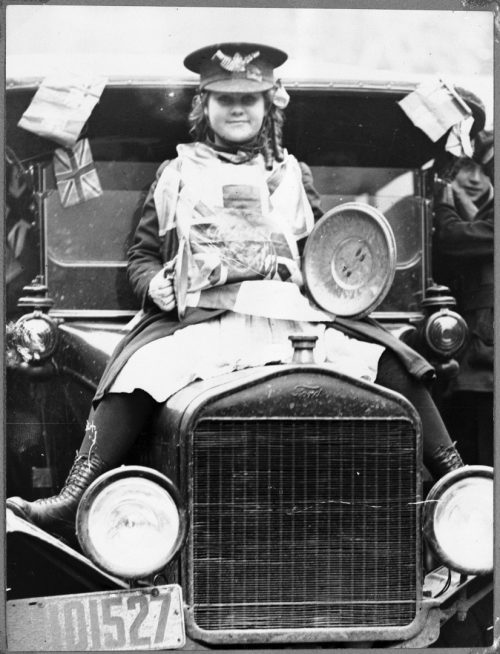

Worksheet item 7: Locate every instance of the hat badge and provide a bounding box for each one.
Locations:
[212,49,260,73]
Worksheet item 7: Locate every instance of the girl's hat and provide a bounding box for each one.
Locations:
[184,42,287,92]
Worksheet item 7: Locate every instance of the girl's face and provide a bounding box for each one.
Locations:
[454,159,491,201]
[207,92,266,146]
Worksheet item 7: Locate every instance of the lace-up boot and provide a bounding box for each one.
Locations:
[6,453,109,540]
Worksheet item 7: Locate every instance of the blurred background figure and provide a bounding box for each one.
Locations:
[5,150,38,320]
[433,129,494,466]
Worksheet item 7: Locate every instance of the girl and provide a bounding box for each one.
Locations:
[7,42,464,541]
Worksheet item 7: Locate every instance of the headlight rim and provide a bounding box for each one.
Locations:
[13,311,59,362]
[424,308,468,357]
[76,465,187,579]
[423,465,494,575]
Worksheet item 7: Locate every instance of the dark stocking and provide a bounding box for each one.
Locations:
[78,390,157,466]
[375,350,455,468]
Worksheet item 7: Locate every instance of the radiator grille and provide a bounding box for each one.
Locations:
[190,418,418,631]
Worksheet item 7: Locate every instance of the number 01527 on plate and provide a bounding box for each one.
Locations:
[7,584,185,651]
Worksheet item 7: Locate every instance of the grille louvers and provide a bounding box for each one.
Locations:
[189,418,418,632]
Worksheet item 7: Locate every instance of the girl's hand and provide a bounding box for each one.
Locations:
[148,266,176,312]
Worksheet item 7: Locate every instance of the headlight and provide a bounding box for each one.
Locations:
[423,465,493,574]
[76,466,186,579]
[424,309,467,356]
[13,311,58,362]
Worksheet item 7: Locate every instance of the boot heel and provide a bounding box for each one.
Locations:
[6,453,109,540]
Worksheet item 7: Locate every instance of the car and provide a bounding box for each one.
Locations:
[4,67,494,650]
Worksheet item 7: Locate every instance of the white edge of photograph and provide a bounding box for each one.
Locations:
[2,2,498,652]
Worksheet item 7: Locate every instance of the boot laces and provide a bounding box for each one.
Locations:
[34,454,107,506]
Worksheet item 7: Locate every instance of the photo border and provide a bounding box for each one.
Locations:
[1,1,498,651]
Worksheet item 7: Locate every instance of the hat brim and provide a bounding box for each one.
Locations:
[203,79,273,93]
[185,42,288,73]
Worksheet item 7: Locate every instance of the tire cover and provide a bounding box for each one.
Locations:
[303,202,397,318]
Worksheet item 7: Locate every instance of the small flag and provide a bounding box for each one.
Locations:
[398,78,472,142]
[18,72,106,147]
[53,139,102,207]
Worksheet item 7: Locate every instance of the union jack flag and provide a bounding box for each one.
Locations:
[53,139,102,208]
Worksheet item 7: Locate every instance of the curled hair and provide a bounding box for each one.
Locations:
[188,92,210,143]
[188,89,286,169]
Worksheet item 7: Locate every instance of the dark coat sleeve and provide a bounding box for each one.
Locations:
[299,161,323,221]
[297,161,323,255]
[127,161,173,309]
[434,199,494,258]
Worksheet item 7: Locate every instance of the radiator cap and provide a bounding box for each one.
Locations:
[303,202,396,318]
[289,334,317,364]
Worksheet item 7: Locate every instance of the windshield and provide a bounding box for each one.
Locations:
[44,159,424,314]
[312,167,424,313]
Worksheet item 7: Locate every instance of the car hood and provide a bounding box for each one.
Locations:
[57,321,128,389]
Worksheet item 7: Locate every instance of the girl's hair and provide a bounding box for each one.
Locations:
[188,90,285,169]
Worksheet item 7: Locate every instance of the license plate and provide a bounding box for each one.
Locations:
[7,584,185,651]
